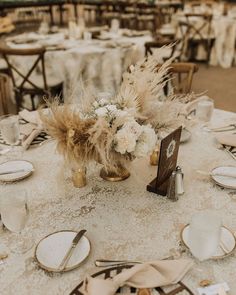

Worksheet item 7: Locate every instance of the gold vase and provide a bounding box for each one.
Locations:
[100,165,130,182]
[71,167,86,188]
[150,149,159,166]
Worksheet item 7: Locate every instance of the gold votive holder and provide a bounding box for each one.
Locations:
[72,167,87,188]
[150,149,159,166]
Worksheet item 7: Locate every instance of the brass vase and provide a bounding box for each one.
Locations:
[100,165,130,182]
[71,167,87,188]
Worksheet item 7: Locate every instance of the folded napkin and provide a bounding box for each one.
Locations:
[215,133,236,148]
[19,110,44,149]
[81,259,193,295]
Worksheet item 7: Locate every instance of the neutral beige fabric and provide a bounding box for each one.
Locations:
[215,133,236,148]
[19,109,43,149]
[81,260,193,295]
[0,109,236,294]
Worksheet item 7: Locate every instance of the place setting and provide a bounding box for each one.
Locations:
[0,110,51,182]
[34,229,91,272]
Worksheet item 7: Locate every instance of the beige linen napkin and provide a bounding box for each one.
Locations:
[215,133,236,148]
[19,110,43,149]
[81,259,193,295]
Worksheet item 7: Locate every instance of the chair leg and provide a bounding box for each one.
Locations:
[15,91,22,113]
[30,94,36,110]
[206,40,215,66]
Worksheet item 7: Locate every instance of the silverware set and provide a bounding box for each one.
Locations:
[58,229,86,271]
[95,248,184,268]
[207,124,236,132]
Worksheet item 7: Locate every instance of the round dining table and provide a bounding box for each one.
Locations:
[0,108,236,295]
[4,30,152,101]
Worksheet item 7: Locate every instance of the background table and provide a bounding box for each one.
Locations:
[5,31,152,100]
[0,108,236,294]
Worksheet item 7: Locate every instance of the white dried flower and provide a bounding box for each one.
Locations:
[93,101,99,108]
[106,104,117,113]
[95,107,108,117]
[114,129,137,154]
[122,120,142,140]
[134,125,156,157]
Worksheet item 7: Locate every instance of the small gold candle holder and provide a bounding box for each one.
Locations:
[150,149,159,166]
[71,167,87,188]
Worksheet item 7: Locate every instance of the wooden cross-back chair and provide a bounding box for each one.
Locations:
[0,44,63,111]
[0,73,11,115]
[156,62,198,94]
[178,13,215,63]
[145,38,180,61]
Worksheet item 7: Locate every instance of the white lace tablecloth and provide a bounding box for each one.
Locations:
[0,109,236,295]
[210,15,236,68]
[6,32,152,100]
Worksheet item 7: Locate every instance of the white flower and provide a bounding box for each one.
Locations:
[122,120,142,140]
[106,104,117,113]
[114,129,137,154]
[134,142,150,158]
[95,107,108,117]
[115,109,129,118]
[99,98,108,106]
[97,92,112,106]
[134,125,156,157]
[93,101,99,108]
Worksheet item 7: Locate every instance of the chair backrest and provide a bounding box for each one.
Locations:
[0,73,12,115]
[179,13,213,41]
[0,44,48,94]
[157,62,198,94]
[145,38,180,60]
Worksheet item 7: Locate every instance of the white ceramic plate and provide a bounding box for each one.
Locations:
[35,230,91,272]
[0,160,34,182]
[181,224,236,259]
[180,128,192,143]
[211,166,236,189]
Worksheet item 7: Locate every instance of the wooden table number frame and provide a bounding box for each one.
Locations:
[147,126,182,196]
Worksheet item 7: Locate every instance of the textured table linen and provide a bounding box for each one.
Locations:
[0,109,236,295]
[6,33,151,99]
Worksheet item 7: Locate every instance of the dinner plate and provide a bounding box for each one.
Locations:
[211,166,236,189]
[180,128,192,143]
[181,224,236,259]
[0,160,34,182]
[35,230,91,272]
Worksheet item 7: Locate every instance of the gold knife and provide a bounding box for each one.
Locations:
[58,229,86,271]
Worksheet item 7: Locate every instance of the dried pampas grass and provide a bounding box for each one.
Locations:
[41,46,194,171]
[40,102,95,166]
[40,101,130,172]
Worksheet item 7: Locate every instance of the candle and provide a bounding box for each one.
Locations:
[196,98,214,122]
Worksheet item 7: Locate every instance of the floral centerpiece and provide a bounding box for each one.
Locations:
[41,48,192,185]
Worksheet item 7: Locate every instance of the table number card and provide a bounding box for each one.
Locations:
[147,126,182,196]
